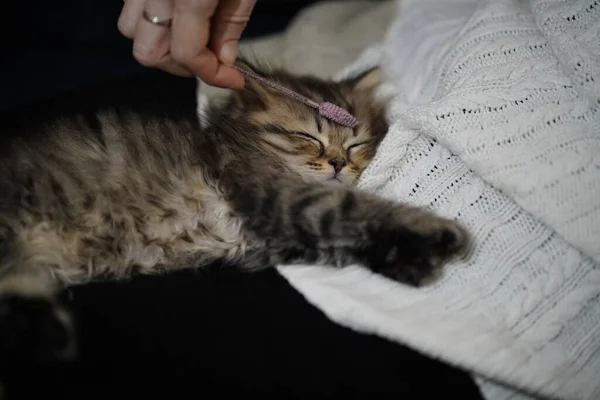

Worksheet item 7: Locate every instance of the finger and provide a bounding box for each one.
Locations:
[171,0,244,89]
[132,0,174,67]
[187,50,245,88]
[210,0,256,66]
[155,57,195,77]
[117,0,147,39]
[170,0,217,70]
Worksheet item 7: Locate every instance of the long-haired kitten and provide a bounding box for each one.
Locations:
[0,59,468,363]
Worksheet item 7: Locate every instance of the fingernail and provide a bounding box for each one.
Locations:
[219,41,237,66]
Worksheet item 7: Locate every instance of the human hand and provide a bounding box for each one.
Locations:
[118,0,256,90]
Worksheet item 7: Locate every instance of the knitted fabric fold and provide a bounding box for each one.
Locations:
[276,1,600,399]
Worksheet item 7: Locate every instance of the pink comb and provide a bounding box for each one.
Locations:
[234,66,359,128]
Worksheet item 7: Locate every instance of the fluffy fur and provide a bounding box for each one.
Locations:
[0,59,468,362]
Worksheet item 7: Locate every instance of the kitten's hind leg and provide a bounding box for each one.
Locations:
[228,178,469,287]
[0,231,75,365]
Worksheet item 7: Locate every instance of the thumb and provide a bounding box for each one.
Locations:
[209,0,257,66]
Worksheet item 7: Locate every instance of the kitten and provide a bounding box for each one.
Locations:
[0,59,468,363]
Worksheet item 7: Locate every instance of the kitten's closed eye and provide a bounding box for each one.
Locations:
[292,131,325,157]
[346,141,370,157]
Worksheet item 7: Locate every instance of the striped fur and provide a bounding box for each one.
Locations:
[0,59,468,363]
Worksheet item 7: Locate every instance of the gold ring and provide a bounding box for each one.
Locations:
[142,10,172,28]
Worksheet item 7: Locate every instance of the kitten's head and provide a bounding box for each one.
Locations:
[210,59,389,186]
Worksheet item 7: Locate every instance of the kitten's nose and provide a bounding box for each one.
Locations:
[328,158,347,173]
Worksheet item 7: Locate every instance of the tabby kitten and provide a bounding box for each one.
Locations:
[0,59,468,362]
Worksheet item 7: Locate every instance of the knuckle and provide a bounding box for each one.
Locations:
[214,13,251,26]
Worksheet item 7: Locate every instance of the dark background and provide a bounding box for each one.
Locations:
[3,0,320,112]
[1,1,483,398]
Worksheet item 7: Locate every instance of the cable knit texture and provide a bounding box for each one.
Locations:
[196,1,599,397]
[272,1,600,399]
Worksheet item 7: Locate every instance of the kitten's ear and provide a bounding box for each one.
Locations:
[345,66,382,93]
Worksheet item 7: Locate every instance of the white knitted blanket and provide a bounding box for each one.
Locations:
[273,1,600,399]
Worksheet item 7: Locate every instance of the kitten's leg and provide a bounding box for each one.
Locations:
[229,178,469,286]
[0,230,75,365]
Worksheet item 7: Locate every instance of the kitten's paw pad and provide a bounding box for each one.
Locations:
[0,295,75,364]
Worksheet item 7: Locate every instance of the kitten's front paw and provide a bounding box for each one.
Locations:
[0,294,75,365]
[367,214,469,286]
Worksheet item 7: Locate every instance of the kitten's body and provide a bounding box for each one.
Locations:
[1,111,243,288]
[0,60,468,362]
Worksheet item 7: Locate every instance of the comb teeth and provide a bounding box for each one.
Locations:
[318,102,359,128]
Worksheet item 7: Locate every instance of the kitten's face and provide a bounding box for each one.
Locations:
[224,60,389,186]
